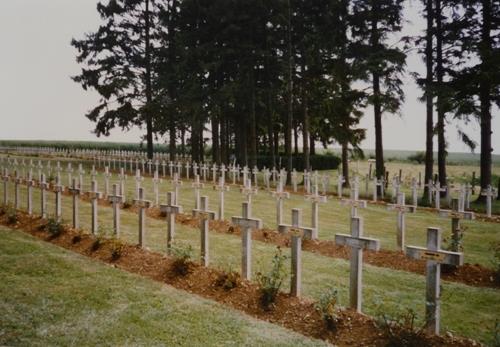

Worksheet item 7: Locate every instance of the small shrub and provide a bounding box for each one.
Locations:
[215,264,240,291]
[46,218,65,237]
[256,247,288,310]
[170,243,194,276]
[90,236,104,252]
[6,207,18,225]
[72,234,82,244]
[108,238,125,261]
[122,199,133,209]
[0,205,8,216]
[376,308,430,347]
[315,287,340,331]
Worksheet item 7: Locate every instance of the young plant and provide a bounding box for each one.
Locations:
[492,242,500,284]
[256,247,288,310]
[108,238,125,261]
[376,307,430,347]
[90,236,105,252]
[122,199,133,209]
[6,206,18,225]
[215,262,240,291]
[46,217,65,237]
[170,243,194,276]
[315,287,339,331]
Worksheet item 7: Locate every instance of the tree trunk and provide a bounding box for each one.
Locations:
[342,143,350,187]
[294,118,299,155]
[220,116,228,164]
[478,0,492,200]
[144,0,154,159]
[169,123,176,161]
[249,71,257,168]
[303,89,310,171]
[423,0,434,201]
[212,116,220,164]
[285,0,293,183]
[310,134,316,155]
[436,0,447,193]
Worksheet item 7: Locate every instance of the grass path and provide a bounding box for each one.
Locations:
[0,225,328,347]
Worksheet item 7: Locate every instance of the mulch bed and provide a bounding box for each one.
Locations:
[43,187,500,289]
[0,210,479,347]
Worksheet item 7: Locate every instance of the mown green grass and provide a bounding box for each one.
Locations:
[2,157,500,344]
[0,226,328,347]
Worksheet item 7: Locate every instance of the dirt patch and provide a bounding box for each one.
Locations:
[0,211,478,347]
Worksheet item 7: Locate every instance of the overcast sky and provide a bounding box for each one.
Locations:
[0,0,498,154]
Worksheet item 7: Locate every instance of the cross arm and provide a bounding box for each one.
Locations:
[335,233,380,251]
[405,246,464,266]
[232,216,262,230]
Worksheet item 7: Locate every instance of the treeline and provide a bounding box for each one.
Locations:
[72,0,499,192]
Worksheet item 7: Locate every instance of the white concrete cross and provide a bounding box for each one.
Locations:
[271,180,290,228]
[230,164,239,185]
[67,178,81,229]
[341,187,367,218]
[280,208,311,297]
[171,173,183,205]
[202,163,209,181]
[134,169,143,199]
[192,162,199,178]
[434,181,446,209]
[2,168,10,205]
[464,183,472,210]
[88,180,102,234]
[405,227,463,335]
[160,191,183,254]
[424,179,435,205]
[321,174,330,195]
[152,170,161,206]
[213,176,230,220]
[90,165,97,181]
[240,178,258,205]
[220,164,227,182]
[411,178,419,207]
[147,159,153,175]
[66,163,73,187]
[305,183,327,239]
[291,169,298,192]
[108,183,123,237]
[391,176,401,203]
[133,187,152,248]
[185,161,191,179]
[242,166,249,186]
[176,161,183,177]
[439,198,474,251]
[13,170,22,210]
[232,202,262,280]
[168,161,175,177]
[192,174,204,210]
[387,192,416,250]
[161,160,167,177]
[39,173,49,219]
[53,173,65,222]
[104,166,112,198]
[26,169,36,216]
[335,217,381,313]
[192,196,216,267]
[481,185,496,217]
[211,163,218,184]
[252,166,259,187]
[78,164,85,196]
[337,174,345,198]
[303,171,311,194]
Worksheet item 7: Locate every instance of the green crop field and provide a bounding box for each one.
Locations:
[1,155,499,344]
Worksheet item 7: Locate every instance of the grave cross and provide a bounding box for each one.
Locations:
[341,187,367,218]
[252,166,259,187]
[103,166,112,198]
[303,171,311,194]
[66,163,73,186]
[305,183,327,239]
[39,173,50,219]
[152,170,161,205]
[240,179,258,205]
[67,178,81,229]
[220,164,227,182]
[232,202,262,280]
[168,161,174,177]
[387,192,416,250]
[335,217,381,313]
[2,168,9,205]
[434,182,446,210]
[192,196,216,266]
[192,174,204,210]
[271,180,290,227]
[26,170,36,215]
[53,173,65,222]
[280,208,312,297]
[192,162,199,178]
[464,183,472,210]
[78,164,85,195]
[118,168,127,198]
[405,227,463,335]
[439,198,474,251]
[185,161,191,179]
[160,191,183,254]
[88,180,102,234]
[161,160,167,177]
[90,165,97,181]
[133,187,152,248]
[201,163,208,182]
[337,174,346,198]
[134,169,143,199]
[171,173,183,205]
[481,185,496,218]
[411,178,419,207]
[14,170,22,209]
[230,164,239,185]
[108,184,124,237]
[213,176,230,220]
[291,169,298,192]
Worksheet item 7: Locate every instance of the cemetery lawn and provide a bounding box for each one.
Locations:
[0,226,328,347]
